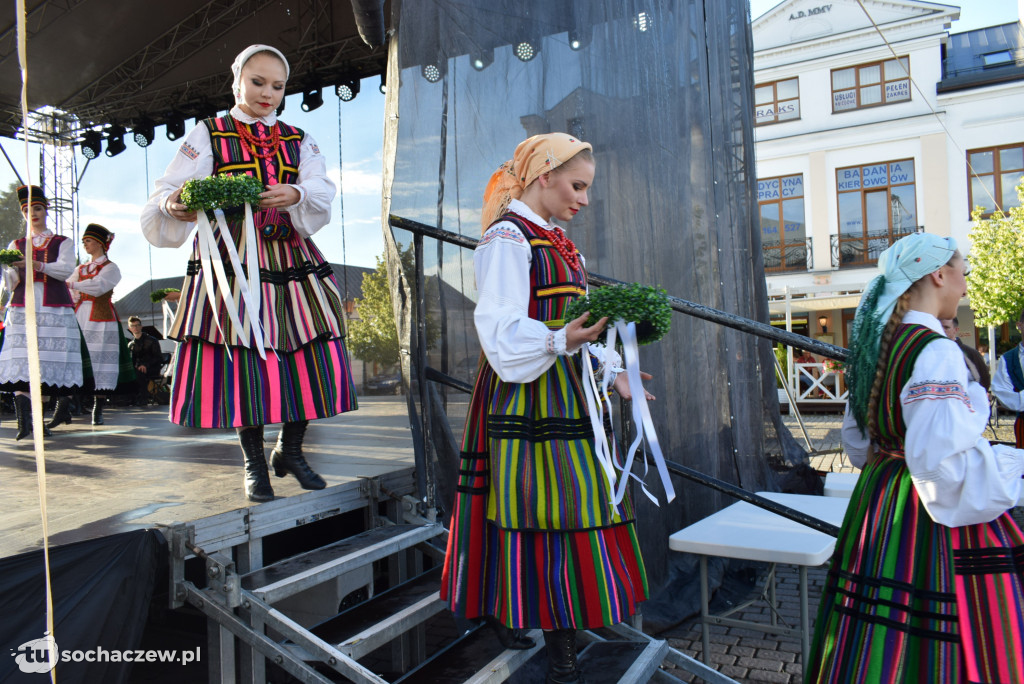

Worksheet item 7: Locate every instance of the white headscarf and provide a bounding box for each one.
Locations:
[231,45,290,103]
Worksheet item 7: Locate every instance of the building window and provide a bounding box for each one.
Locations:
[758,174,808,272]
[834,159,918,268]
[755,77,800,126]
[967,143,1024,216]
[831,57,910,112]
[982,50,1013,68]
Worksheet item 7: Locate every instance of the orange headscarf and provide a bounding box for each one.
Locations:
[480,132,593,232]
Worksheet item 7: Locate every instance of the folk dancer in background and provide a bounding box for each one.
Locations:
[0,185,83,440]
[55,223,136,426]
[992,309,1024,448]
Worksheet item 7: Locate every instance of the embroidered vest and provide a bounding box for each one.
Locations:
[498,213,586,326]
[11,235,73,308]
[1003,347,1024,418]
[204,116,304,238]
[75,260,117,322]
[876,324,945,455]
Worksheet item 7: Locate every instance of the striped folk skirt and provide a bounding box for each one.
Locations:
[168,335,357,428]
[807,453,1024,683]
[440,356,648,630]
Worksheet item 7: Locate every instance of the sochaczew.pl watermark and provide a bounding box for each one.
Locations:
[11,634,201,673]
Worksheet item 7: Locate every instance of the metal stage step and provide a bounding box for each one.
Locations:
[394,624,673,684]
[241,522,443,604]
[308,564,445,659]
[393,623,543,684]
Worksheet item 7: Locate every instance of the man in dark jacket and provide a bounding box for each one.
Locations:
[127,316,164,405]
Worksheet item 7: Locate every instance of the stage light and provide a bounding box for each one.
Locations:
[336,80,360,102]
[105,125,126,157]
[132,121,154,147]
[80,130,102,159]
[470,49,493,71]
[301,88,324,112]
[634,11,653,32]
[166,117,185,141]
[514,39,539,62]
[422,62,444,83]
[569,28,591,51]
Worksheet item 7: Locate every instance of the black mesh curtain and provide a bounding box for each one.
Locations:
[382,0,807,589]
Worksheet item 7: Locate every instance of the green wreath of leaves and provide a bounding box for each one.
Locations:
[179,173,264,213]
[0,248,23,266]
[150,287,181,303]
[563,283,672,345]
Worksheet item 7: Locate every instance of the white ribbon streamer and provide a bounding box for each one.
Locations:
[195,207,266,359]
[579,320,677,509]
[581,341,619,497]
[616,320,676,505]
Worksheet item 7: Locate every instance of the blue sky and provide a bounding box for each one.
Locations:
[0,0,1018,300]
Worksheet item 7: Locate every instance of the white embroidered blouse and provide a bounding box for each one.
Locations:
[841,310,1024,527]
[474,199,618,384]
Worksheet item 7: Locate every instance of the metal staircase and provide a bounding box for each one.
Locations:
[165,473,732,683]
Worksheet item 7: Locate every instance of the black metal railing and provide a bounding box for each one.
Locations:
[390,214,847,538]
[830,226,922,269]
[763,237,812,273]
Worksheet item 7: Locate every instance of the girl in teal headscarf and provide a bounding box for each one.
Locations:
[807,233,1024,683]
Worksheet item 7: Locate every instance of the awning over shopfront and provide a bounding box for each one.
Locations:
[767,291,864,315]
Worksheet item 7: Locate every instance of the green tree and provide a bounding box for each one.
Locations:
[0,182,25,248]
[347,246,441,368]
[966,178,1024,327]
[347,253,401,367]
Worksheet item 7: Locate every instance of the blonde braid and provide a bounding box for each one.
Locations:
[866,292,912,439]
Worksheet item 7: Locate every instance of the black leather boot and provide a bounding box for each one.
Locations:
[269,420,326,490]
[544,629,583,684]
[237,426,274,502]
[45,397,73,430]
[484,615,535,650]
[92,396,105,426]
[15,394,50,440]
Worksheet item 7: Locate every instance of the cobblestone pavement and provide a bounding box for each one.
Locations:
[659,410,1024,683]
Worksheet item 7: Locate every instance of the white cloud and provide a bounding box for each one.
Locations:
[326,164,382,197]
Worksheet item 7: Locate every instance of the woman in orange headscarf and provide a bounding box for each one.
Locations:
[441,133,650,684]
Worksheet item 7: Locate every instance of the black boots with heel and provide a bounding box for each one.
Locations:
[543,629,583,684]
[269,420,326,490]
[46,397,73,430]
[237,426,274,502]
[14,394,51,441]
[92,396,105,425]
[484,615,535,650]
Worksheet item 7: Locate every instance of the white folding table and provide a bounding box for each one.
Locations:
[823,472,859,498]
[668,492,849,666]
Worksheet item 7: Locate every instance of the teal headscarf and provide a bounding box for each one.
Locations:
[846,233,957,432]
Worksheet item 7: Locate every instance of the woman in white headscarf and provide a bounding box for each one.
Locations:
[140,45,357,503]
[807,233,1024,683]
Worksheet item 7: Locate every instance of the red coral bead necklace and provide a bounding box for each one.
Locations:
[539,224,580,270]
[233,117,281,160]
